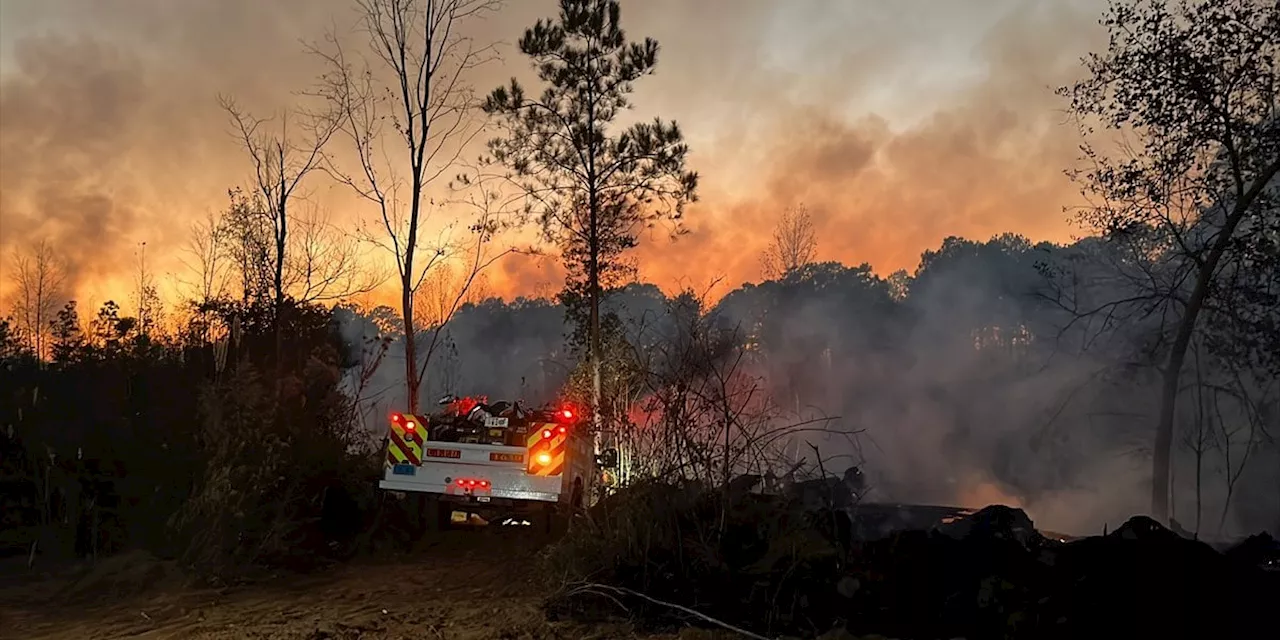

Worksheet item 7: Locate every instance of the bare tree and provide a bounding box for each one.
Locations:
[1059,0,1280,520]
[761,204,818,280]
[6,240,68,360]
[196,188,380,308]
[1209,357,1273,535]
[218,188,275,304]
[416,264,463,329]
[219,94,339,387]
[177,208,232,303]
[132,242,162,337]
[311,0,504,414]
[286,203,384,304]
[219,95,339,312]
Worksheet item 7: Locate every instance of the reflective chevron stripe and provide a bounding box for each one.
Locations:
[386,413,426,467]
[526,424,567,477]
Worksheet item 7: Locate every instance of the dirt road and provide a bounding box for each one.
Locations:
[0,530,710,640]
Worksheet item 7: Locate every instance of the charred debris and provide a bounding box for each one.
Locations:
[544,476,1280,640]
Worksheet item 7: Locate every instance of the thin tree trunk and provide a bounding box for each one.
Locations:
[403,272,419,415]
[589,190,602,454]
[1151,157,1280,521]
[274,185,287,388]
[403,166,424,415]
[403,5,431,416]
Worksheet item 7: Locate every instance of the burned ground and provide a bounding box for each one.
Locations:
[541,483,1280,640]
[3,486,1278,640]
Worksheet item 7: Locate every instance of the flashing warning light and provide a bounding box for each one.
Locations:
[535,452,553,466]
[391,412,404,423]
[542,429,553,439]
[557,425,567,434]
[404,421,416,430]
[561,409,574,420]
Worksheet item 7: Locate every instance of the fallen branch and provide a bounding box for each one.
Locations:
[568,582,774,640]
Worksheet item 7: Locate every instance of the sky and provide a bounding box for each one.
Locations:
[0,0,1111,314]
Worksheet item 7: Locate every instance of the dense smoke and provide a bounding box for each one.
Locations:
[3,0,1104,305]
[335,234,1278,538]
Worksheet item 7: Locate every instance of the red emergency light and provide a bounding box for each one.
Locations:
[554,404,579,423]
[390,412,416,430]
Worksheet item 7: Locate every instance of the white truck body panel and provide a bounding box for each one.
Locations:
[379,441,565,503]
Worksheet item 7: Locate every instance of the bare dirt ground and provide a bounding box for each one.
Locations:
[0,529,727,640]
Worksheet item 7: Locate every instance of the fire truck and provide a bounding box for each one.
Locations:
[378,394,613,530]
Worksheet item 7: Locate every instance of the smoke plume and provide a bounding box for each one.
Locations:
[2,0,1106,306]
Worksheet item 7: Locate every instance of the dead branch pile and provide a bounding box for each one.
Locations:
[543,482,1280,640]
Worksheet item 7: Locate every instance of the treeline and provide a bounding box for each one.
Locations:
[0,297,377,569]
[0,228,1276,573]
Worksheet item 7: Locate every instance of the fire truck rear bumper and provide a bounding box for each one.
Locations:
[379,478,559,503]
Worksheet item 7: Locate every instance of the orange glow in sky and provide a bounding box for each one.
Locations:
[0,0,1105,314]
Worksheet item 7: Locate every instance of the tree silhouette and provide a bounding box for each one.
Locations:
[177,208,232,303]
[1059,0,1280,521]
[132,243,162,339]
[481,0,699,436]
[218,94,339,315]
[218,188,276,304]
[761,204,818,280]
[6,239,68,360]
[312,0,504,414]
[50,301,84,364]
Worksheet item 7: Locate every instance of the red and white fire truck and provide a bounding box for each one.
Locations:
[378,395,607,529]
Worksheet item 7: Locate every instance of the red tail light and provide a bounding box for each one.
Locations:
[390,412,404,424]
[542,429,553,439]
[555,405,578,423]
